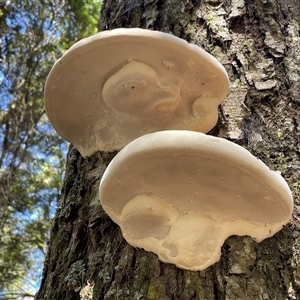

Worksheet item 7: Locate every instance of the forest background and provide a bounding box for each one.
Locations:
[0,1,101,298]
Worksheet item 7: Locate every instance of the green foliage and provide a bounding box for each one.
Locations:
[0,0,101,298]
[68,0,100,38]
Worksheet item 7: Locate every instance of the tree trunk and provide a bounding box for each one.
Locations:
[36,0,300,299]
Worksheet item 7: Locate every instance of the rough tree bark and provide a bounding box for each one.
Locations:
[36,0,300,299]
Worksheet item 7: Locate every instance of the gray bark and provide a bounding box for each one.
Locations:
[36,0,300,299]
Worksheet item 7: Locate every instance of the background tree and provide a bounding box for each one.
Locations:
[0,0,101,298]
[36,0,300,299]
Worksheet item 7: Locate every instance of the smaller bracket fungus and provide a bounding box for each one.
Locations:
[99,130,293,271]
[44,28,229,156]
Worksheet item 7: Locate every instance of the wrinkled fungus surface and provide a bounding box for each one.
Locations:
[99,130,293,271]
[102,61,181,114]
[45,28,229,156]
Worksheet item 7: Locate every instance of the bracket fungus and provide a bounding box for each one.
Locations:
[44,28,229,157]
[99,130,293,271]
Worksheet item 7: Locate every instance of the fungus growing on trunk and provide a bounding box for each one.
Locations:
[99,130,293,271]
[44,28,293,271]
[44,28,229,157]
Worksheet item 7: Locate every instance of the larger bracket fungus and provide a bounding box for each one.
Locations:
[44,28,229,157]
[99,131,293,271]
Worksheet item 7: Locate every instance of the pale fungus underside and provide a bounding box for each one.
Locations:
[99,131,293,271]
[44,28,229,157]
